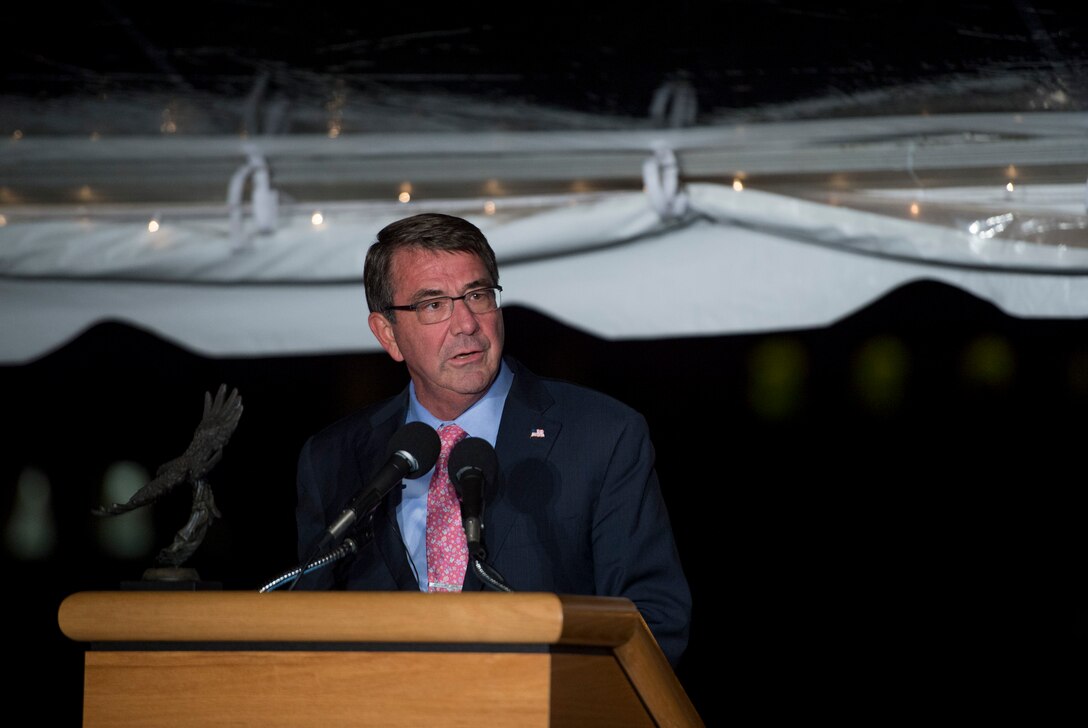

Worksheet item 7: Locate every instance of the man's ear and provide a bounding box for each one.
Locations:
[368,311,404,362]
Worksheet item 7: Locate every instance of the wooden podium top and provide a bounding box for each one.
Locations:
[59,591,703,728]
[59,591,632,646]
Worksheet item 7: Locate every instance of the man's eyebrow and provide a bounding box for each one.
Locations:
[408,280,491,302]
[408,288,446,302]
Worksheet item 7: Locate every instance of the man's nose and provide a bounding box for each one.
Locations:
[447,297,480,333]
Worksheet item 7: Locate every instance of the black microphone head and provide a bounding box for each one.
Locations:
[448,436,499,492]
[389,421,441,478]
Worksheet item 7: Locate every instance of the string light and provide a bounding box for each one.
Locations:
[484,200,496,215]
[311,211,324,226]
[326,87,346,139]
[160,107,177,134]
[732,178,744,191]
[398,192,411,203]
[909,202,920,217]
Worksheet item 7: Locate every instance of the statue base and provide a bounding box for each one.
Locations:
[143,566,202,581]
[121,566,222,591]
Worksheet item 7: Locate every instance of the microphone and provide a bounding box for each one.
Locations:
[448,436,498,558]
[316,421,440,554]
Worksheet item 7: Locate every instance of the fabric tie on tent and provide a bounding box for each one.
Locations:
[642,144,690,220]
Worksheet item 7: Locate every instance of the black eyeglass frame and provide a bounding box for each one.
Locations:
[383,285,503,323]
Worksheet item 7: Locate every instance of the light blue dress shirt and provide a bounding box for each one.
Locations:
[397,359,514,591]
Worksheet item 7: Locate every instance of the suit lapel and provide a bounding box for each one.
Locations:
[351,392,421,591]
[475,359,560,578]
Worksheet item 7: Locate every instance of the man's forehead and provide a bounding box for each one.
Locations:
[390,248,488,292]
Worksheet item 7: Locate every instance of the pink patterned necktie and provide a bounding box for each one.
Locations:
[426,424,469,592]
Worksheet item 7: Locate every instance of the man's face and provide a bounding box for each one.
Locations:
[368,248,505,420]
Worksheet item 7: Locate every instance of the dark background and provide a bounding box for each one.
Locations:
[4,1,1086,120]
[4,278,1086,724]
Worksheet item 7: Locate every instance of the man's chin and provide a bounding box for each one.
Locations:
[445,362,497,393]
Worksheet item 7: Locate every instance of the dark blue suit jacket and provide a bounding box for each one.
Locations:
[295,356,692,666]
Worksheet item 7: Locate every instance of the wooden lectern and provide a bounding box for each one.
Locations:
[58,591,703,727]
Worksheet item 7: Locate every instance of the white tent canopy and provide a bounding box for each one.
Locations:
[2,110,1087,364]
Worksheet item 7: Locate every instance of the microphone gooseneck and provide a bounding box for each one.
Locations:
[473,557,514,592]
[261,538,359,593]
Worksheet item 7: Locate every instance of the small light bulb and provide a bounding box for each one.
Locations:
[484,200,497,215]
[311,212,324,226]
[909,202,920,217]
[732,179,744,191]
[398,192,411,203]
[148,219,160,232]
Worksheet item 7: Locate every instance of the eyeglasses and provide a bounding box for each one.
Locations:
[385,286,503,325]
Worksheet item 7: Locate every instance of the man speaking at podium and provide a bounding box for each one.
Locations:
[294,212,692,667]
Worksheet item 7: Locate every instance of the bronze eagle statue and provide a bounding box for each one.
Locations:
[93,384,243,568]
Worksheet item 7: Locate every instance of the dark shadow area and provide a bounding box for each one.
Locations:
[3,1,1086,125]
[2,278,1086,724]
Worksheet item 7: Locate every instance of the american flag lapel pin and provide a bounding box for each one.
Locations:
[530,428,545,439]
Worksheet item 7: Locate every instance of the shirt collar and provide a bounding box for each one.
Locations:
[406,358,513,446]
